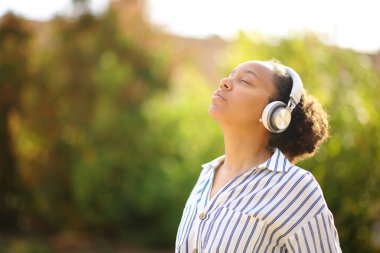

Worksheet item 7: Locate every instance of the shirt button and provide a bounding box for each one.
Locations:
[199,212,206,220]
[193,249,198,253]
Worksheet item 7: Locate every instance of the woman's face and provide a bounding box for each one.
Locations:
[209,61,276,129]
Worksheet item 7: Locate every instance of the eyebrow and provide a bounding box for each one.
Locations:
[229,69,260,79]
[245,70,259,78]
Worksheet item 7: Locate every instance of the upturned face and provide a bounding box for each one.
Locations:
[209,61,276,129]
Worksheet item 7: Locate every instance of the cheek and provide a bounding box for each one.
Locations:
[233,95,267,122]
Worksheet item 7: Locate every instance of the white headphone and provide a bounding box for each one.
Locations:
[261,66,303,133]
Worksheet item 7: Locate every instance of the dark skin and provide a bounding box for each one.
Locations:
[208,61,277,200]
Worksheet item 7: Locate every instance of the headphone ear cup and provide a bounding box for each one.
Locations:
[261,101,291,133]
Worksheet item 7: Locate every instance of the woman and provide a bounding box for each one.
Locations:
[175,59,341,252]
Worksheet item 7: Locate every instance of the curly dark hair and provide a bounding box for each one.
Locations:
[267,59,329,163]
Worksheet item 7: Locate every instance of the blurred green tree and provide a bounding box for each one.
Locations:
[10,3,173,245]
[0,13,30,231]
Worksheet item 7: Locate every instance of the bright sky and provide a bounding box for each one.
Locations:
[0,0,379,53]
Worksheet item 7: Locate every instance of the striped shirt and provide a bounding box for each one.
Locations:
[175,149,341,253]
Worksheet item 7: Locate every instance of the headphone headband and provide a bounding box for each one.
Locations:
[284,66,303,110]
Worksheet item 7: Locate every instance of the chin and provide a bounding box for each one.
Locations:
[208,105,223,123]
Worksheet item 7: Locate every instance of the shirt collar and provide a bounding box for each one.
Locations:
[257,148,293,173]
[201,155,225,171]
[201,148,293,173]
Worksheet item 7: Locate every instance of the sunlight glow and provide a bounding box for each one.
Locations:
[0,0,379,53]
[145,0,380,53]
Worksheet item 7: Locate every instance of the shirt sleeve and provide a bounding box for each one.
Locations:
[285,210,342,253]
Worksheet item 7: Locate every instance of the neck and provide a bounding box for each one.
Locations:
[221,125,272,174]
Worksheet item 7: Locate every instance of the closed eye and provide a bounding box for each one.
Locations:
[241,80,251,85]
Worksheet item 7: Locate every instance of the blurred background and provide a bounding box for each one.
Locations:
[0,0,380,252]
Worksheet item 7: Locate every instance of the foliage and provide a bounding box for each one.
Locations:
[0,12,30,231]
[1,4,380,253]
[5,8,172,245]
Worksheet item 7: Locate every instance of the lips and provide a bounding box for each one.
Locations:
[213,90,226,101]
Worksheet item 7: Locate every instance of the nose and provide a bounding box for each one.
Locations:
[219,77,232,90]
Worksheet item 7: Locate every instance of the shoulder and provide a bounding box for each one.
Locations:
[264,166,335,245]
[285,165,326,205]
[264,164,329,226]
[292,165,324,191]
[278,165,331,230]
